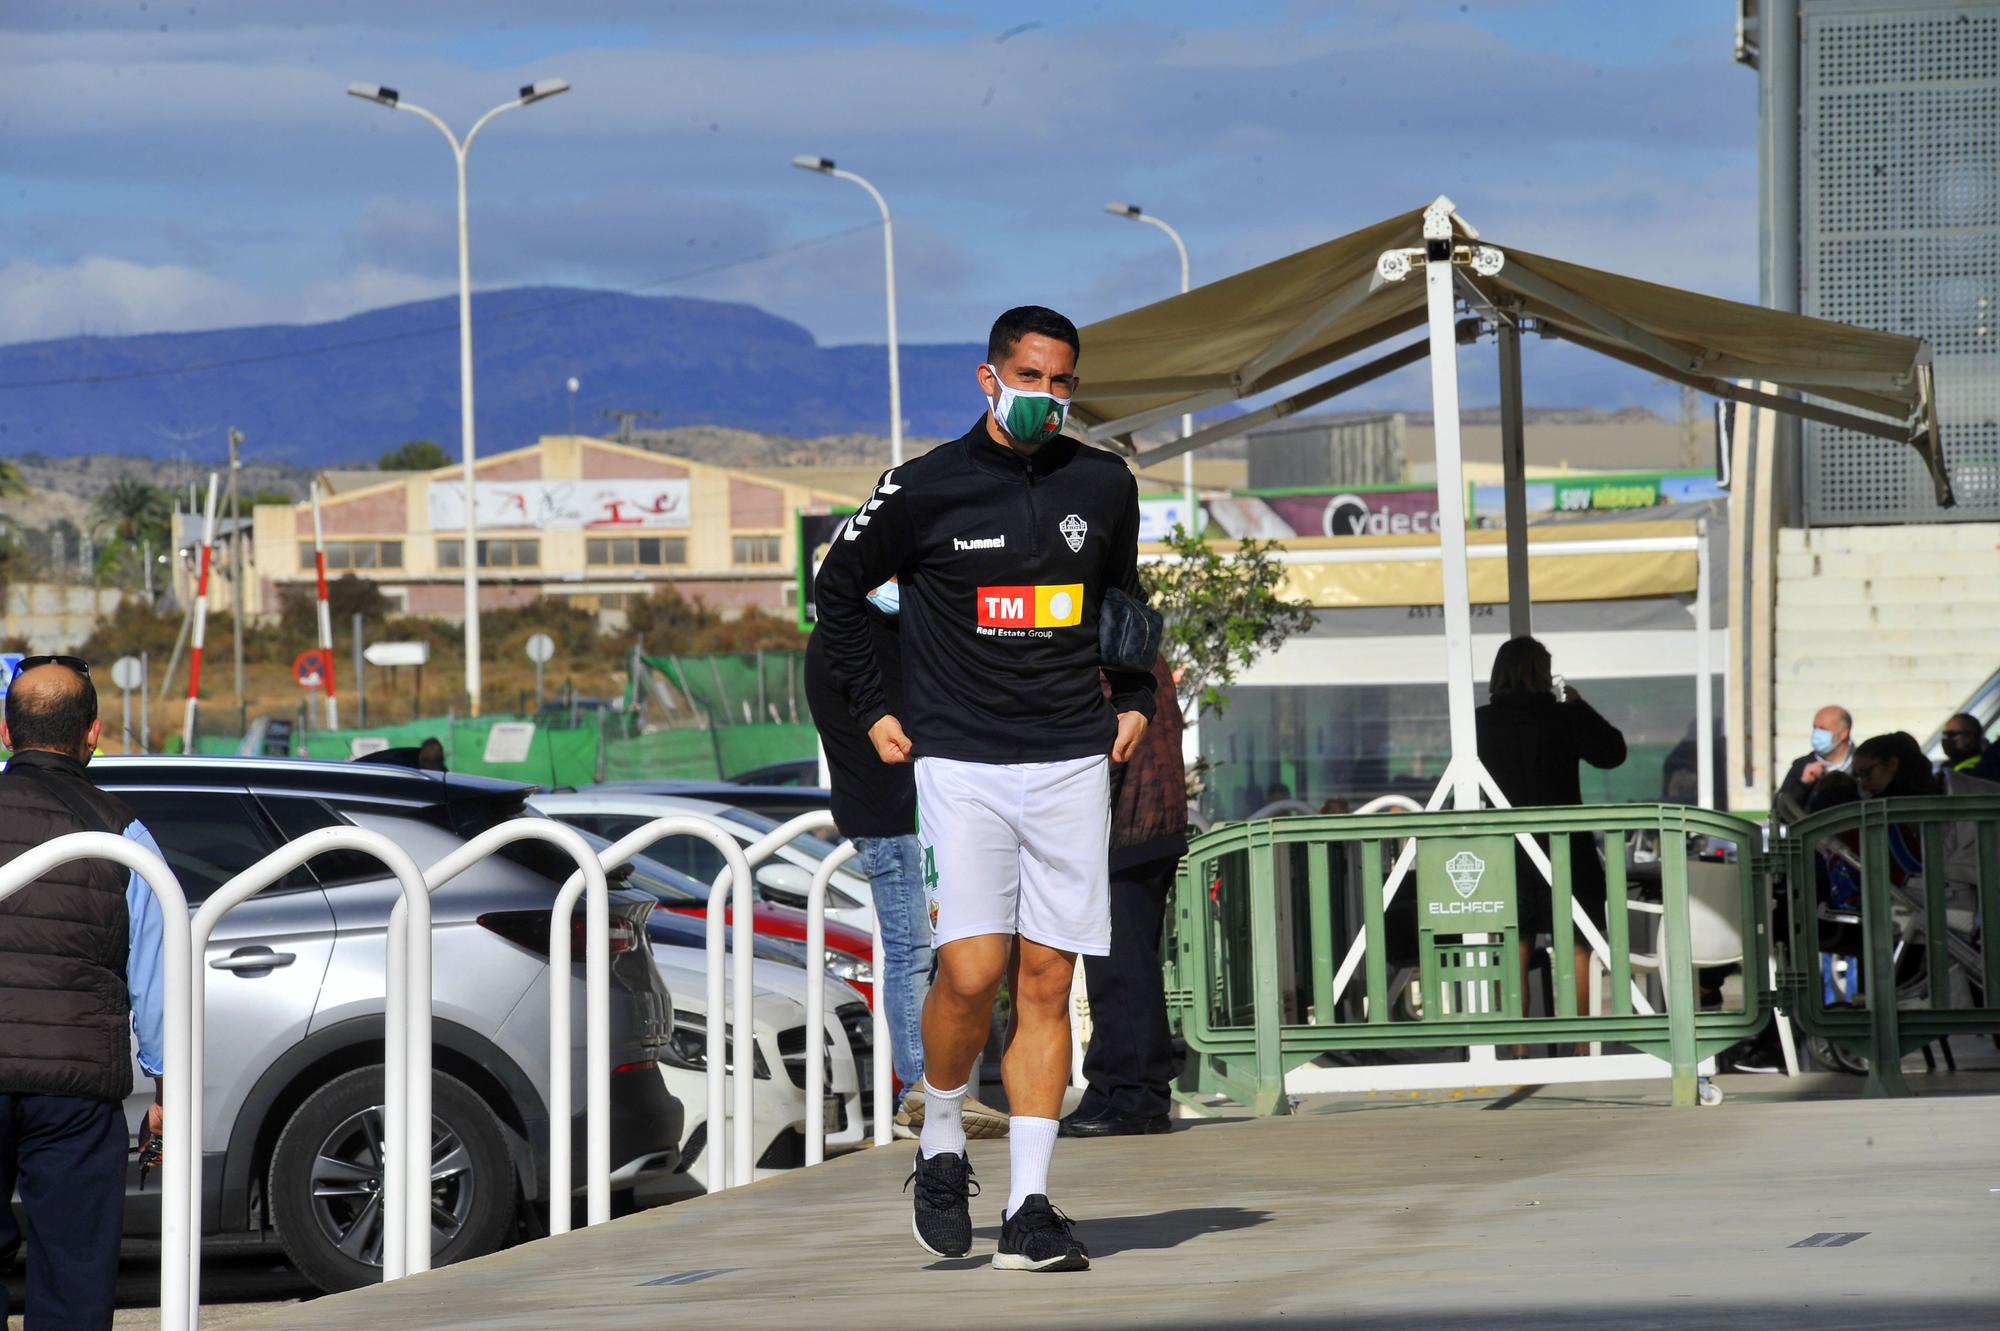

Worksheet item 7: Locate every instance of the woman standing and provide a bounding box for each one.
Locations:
[1475,636,1627,1021]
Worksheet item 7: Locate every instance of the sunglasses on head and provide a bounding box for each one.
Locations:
[11,655,91,681]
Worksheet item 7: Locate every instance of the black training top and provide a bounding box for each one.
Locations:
[804,607,916,838]
[813,417,1157,765]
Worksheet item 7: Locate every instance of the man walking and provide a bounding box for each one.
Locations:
[0,657,169,1329]
[815,306,1155,1272]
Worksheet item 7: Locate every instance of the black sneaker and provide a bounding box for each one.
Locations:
[904,1150,977,1258]
[993,1194,1089,1272]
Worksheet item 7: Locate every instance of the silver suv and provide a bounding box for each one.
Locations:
[89,756,680,1292]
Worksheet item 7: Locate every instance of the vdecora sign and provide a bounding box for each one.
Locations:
[428,480,691,531]
[1416,836,1517,932]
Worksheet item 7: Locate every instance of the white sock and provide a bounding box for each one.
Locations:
[918,1081,968,1159]
[1005,1116,1059,1218]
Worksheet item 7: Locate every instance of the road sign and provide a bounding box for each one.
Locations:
[484,722,536,765]
[525,633,555,664]
[293,649,331,689]
[363,641,431,668]
[111,656,144,691]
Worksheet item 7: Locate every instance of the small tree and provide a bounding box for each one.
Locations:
[1140,525,1315,721]
[379,440,451,471]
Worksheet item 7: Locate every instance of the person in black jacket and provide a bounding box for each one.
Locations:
[1063,655,1187,1138]
[1474,637,1627,1021]
[814,306,1155,1273]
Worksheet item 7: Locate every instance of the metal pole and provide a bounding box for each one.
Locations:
[310,482,340,729]
[1696,517,1715,810]
[1760,0,1804,525]
[453,140,483,715]
[534,658,544,710]
[1497,320,1532,638]
[140,652,150,753]
[228,427,246,735]
[353,611,366,727]
[1414,201,1481,810]
[122,684,133,753]
[182,474,219,754]
[1108,206,1197,523]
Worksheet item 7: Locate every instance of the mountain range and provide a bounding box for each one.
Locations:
[0,287,991,465]
[0,285,1676,466]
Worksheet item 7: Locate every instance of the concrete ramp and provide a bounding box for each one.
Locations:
[233,1091,2000,1330]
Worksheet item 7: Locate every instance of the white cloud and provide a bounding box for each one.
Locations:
[0,255,267,342]
[0,255,458,345]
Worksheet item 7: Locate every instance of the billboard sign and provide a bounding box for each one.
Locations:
[428,479,692,531]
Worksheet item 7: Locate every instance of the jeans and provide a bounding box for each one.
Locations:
[854,834,932,1102]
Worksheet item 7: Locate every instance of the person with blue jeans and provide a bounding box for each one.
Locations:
[804,576,1005,1135]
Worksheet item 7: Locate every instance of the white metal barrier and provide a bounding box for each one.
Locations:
[0,834,194,1331]
[720,811,891,1161]
[191,826,428,1314]
[560,816,755,1194]
[803,840,862,1166]
[415,818,611,1243]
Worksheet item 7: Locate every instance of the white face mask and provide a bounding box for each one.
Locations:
[982,365,1070,445]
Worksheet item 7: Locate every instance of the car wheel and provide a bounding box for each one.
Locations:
[268,1066,515,1293]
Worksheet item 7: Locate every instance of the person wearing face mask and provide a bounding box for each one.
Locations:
[1777,704,1854,821]
[814,305,1156,1274]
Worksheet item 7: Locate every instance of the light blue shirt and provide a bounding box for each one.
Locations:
[121,819,167,1079]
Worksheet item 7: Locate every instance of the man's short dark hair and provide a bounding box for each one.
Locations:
[4,670,98,754]
[987,306,1080,365]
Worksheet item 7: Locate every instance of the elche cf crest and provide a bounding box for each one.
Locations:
[1060,514,1087,552]
[1445,850,1486,899]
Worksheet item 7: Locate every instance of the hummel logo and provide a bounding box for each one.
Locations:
[953,535,1005,551]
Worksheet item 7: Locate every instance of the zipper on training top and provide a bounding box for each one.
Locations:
[1023,460,1040,557]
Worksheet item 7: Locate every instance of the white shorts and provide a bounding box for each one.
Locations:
[915,754,1112,956]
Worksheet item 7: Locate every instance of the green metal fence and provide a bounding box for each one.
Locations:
[1772,794,2000,1097]
[1172,804,1772,1112]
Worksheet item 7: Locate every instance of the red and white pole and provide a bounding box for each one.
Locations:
[310,480,340,729]
[182,473,220,753]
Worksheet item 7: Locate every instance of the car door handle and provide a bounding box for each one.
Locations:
[210,948,296,973]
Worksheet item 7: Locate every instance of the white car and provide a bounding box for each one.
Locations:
[531,792,877,932]
[641,946,871,1196]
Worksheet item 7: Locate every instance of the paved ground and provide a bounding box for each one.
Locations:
[223,1076,2000,1331]
[4,1243,313,1329]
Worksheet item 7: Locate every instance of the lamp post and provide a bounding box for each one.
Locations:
[1104,203,1195,524]
[793,156,903,466]
[349,78,570,714]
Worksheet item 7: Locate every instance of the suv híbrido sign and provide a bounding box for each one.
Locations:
[1416,836,1517,932]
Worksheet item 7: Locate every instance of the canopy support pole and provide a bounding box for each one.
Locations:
[1414,199,1481,812]
[1497,318,1531,639]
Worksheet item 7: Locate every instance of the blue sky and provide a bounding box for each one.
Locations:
[0,1,1755,409]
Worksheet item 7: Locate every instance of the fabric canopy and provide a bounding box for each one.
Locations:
[1073,204,1952,506]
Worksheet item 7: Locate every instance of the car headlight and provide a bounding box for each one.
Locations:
[825,949,874,985]
[662,1018,771,1079]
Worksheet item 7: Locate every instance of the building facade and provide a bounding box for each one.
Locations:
[253,435,860,620]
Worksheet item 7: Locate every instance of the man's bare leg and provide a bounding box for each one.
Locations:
[999,937,1076,1222]
[917,934,1010,1158]
[1001,937,1077,1119]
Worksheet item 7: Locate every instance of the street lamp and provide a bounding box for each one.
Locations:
[1104,202,1195,523]
[794,155,903,466]
[349,77,570,714]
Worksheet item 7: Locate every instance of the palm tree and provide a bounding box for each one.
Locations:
[92,474,173,548]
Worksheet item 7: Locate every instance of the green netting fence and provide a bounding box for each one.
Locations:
[641,653,808,727]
